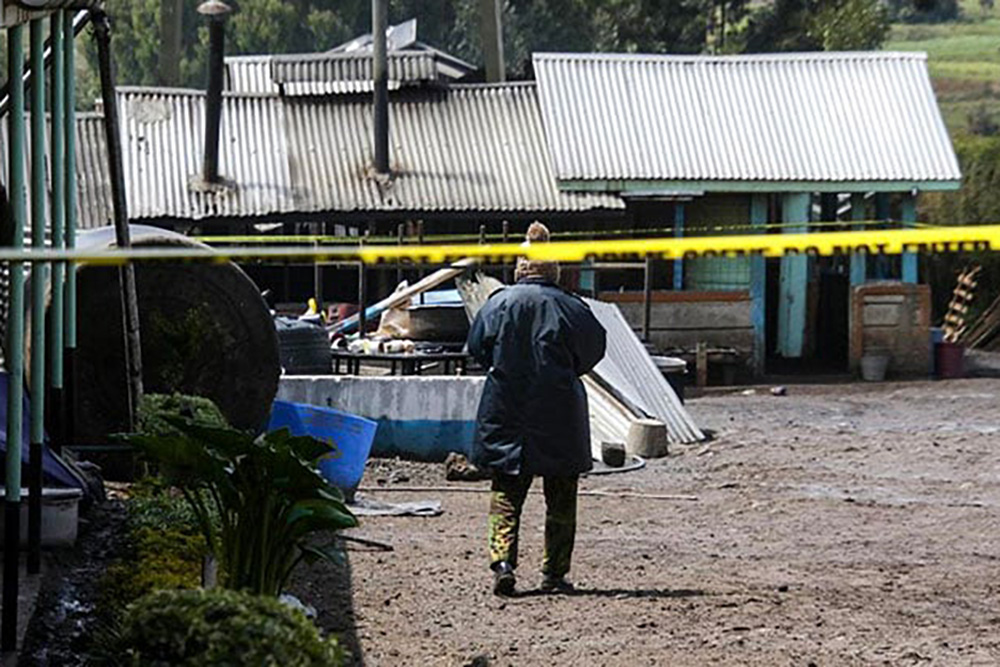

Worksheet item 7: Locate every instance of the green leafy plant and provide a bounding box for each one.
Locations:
[122,419,358,596]
[110,587,345,666]
[136,393,229,436]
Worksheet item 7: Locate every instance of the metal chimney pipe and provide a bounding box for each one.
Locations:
[373,0,389,174]
[199,0,232,184]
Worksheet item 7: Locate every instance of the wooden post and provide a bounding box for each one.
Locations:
[502,220,511,284]
[777,193,809,358]
[901,193,917,283]
[749,194,767,377]
[396,223,404,286]
[696,341,708,388]
[874,193,891,280]
[672,203,684,290]
[850,193,867,286]
[643,257,653,343]
[95,11,144,429]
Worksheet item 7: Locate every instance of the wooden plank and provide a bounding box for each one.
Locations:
[615,301,752,330]
[647,329,753,353]
[696,342,708,388]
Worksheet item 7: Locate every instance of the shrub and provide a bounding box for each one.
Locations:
[136,393,229,436]
[97,481,209,621]
[113,588,345,666]
[123,420,358,596]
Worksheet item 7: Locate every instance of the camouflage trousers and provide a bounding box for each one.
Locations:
[488,473,578,577]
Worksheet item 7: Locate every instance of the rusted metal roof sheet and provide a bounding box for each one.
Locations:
[533,52,962,187]
[585,297,705,444]
[0,112,112,230]
[110,83,620,222]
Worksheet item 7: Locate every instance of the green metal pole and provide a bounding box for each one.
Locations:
[2,22,27,655]
[63,11,77,445]
[49,13,66,446]
[28,18,47,576]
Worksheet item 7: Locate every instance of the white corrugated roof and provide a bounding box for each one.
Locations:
[533,52,962,188]
[113,83,620,223]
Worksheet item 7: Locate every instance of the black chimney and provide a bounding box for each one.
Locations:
[199,0,232,185]
[373,0,389,175]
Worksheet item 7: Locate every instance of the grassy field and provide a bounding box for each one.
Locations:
[886,0,1000,134]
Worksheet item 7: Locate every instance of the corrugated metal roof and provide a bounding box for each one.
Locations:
[533,52,962,186]
[227,49,473,96]
[585,297,705,444]
[0,112,112,231]
[225,55,276,95]
[111,83,619,222]
[584,375,640,459]
[272,51,441,95]
[120,89,293,221]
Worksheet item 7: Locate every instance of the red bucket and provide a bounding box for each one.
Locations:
[935,342,964,379]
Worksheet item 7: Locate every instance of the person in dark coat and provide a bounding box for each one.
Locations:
[467,222,606,596]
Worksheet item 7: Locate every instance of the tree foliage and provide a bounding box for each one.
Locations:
[742,0,889,52]
[84,0,891,104]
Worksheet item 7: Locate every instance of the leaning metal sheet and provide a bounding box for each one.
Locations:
[585,298,705,444]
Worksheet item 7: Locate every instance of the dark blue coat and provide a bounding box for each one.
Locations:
[467,279,607,477]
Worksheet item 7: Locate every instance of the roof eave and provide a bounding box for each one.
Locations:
[558,179,963,194]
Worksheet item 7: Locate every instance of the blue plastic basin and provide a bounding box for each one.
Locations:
[267,400,378,494]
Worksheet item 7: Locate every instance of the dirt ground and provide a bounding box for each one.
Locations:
[288,378,1000,666]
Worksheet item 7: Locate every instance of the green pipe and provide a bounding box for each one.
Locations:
[63,11,77,444]
[6,23,27,506]
[64,11,76,352]
[30,18,46,447]
[50,13,65,391]
[28,17,47,575]
[2,22,27,654]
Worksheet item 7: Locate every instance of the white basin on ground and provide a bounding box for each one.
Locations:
[0,487,83,548]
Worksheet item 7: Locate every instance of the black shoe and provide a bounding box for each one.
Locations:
[492,561,516,596]
[540,574,575,594]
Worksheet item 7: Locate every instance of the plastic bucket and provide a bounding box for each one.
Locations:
[267,400,378,496]
[935,342,965,379]
[860,353,890,382]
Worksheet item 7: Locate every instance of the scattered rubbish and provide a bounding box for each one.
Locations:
[444,453,490,481]
[770,386,787,396]
[586,454,646,475]
[601,442,626,468]
[740,389,757,396]
[279,593,317,620]
[349,494,443,517]
[332,258,479,335]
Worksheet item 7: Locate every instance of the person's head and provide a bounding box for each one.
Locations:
[514,222,560,283]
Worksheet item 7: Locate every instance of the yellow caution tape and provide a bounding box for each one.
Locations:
[0,224,996,265]
[360,225,997,265]
[193,218,935,246]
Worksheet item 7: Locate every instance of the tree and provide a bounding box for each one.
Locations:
[88,0,735,93]
[741,0,889,53]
